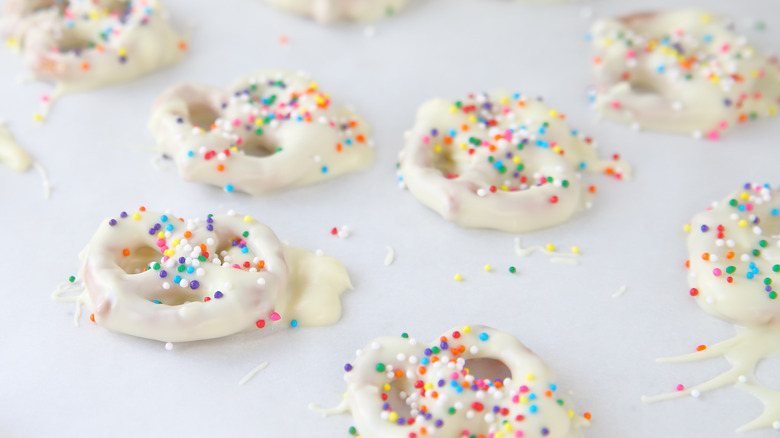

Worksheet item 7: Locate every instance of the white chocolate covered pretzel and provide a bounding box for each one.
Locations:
[399,91,630,233]
[322,325,588,438]
[590,9,780,139]
[265,0,407,23]
[63,208,351,342]
[149,70,375,195]
[2,0,186,98]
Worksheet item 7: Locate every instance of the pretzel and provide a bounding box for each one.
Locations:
[61,208,351,342]
[399,91,630,233]
[324,325,588,438]
[149,70,374,195]
[590,9,780,139]
[2,0,185,101]
[265,0,408,23]
[687,183,780,326]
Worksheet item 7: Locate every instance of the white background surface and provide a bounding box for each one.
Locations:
[2,0,780,436]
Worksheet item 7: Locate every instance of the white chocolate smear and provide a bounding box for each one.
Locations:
[149,70,375,196]
[0,121,32,172]
[316,325,589,438]
[611,285,627,298]
[400,91,630,233]
[55,209,352,342]
[590,9,780,138]
[645,184,780,431]
[265,0,408,23]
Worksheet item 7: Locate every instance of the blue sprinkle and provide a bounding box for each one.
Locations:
[290,320,298,327]
[173,275,182,283]
[529,405,538,414]
[161,215,168,222]
[479,332,489,341]
[225,184,234,193]
[321,166,328,173]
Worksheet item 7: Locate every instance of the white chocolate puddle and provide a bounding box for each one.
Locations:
[265,0,408,23]
[589,9,780,138]
[399,91,630,233]
[149,70,375,196]
[53,209,352,342]
[314,325,589,438]
[644,184,780,431]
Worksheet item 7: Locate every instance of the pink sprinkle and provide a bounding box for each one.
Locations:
[422,135,430,144]
[721,43,730,53]
[713,268,722,277]
[247,114,256,123]
[719,121,728,129]
[236,137,244,146]
[707,130,720,140]
[156,239,166,247]
[512,395,519,403]
[611,101,621,109]
[270,312,281,321]
[746,203,754,211]
[676,384,685,391]
[232,264,241,269]
[519,385,529,393]
[625,50,636,58]
[515,432,524,438]
[41,95,50,103]
[232,118,240,127]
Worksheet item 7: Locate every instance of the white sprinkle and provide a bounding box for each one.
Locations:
[165,342,173,351]
[315,249,324,256]
[690,389,700,398]
[384,246,395,266]
[773,420,780,430]
[738,375,748,383]
[239,361,269,385]
[257,278,266,286]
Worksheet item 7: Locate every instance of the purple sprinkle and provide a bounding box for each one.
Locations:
[154,223,161,230]
[424,348,432,356]
[176,117,183,123]
[438,379,445,387]
[431,128,438,136]
[178,257,186,264]
[190,280,199,289]
[440,341,448,350]
[382,403,390,411]
[207,217,214,223]
[396,418,405,425]
[542,428,549,436]
[700,225,709,232]
[214,291,223,299]
[159,270,167,278]
[435,419,443,428]
[148,228,156,235]
[344,363,353,372]
[109,219,117,226]
[493,405,500,413]
[206,224,213,231]
[120,211,128,218]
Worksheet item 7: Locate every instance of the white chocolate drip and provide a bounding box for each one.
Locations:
[149,70,375,196]
[239,361,269,385]
[400,91,630,233]
[265,0,408,23]
[0,121,32,172]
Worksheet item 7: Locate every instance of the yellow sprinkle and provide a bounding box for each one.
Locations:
[571,246,580,254]
[33,113,43,122]
[484,264,492,272]
[459,143,468,150]
[512,156,522,164]
[495,432,505,438]
[545,244,555,252]
[157,232,165,239]
[244,215,253,223]
[454,274,463,282]
[424,383,434,390]
[602,38,613,47]
[526,373,536,381]
[770,106,778,116]
[230,146,239,152]
[382,383,391,391]
[740,192,749,200]
[433,145,442,154]
[309,82,318,90]
[548,109,558,117]
[683,224,692,233]
[88,11,99,19]
[450,106,458,113]
[132,213,141,221]
[700,14,712,23]
[172,239,181,248]
[388,412,398,423]
[504,422,513,431]
[519,395,530,404]
[568,410,575,418]
[6,36,18,48]
[254,119,264,126]
[500,97,510,105]
[118,47,127,56]
[463,325,471,333]
[468,115,477,123]
[500,185,509,192]
[738,219,748,228]
[552,146,562,154]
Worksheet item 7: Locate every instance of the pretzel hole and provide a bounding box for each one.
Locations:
[56,29,94,52]
[241,134,277,158]
[384,379,414,420]
[117,246,161,274]
[464,358,512,382]
[187,103,220,131]
[26,0,69,15]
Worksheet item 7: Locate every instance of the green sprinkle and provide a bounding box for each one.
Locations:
[509,266,517,274]
[376,363,386,372]
[68,276,76,283]
[401,332,409,338]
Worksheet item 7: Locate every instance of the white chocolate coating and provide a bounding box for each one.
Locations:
[149,70,375,196]
[76,209,351,342]
[0,122,32,172]
[686,184,780,327]
[590,10,780,138]
[399,91,630,233]
[265,0,407,23]
[3,0,186,94]
[333,325,587,438]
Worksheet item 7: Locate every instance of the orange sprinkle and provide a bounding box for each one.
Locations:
[394,370,403,378]
[726,251,735,259]
[81,62,90,71]
[89,313,95,322]
[356,134,366,143]
[685,259,691,268]
[278,35,288,44]
[178,40,188,50]
[199,244,207,252]
[701,253,710,261]
[545,390,553,397]
[95,44,105,52]
[588,185,597,193]
[696,345,707,352]
[443,137,452,145]
[494,381,503,389]
[257,260,265,269]
[348,121,357,128]
[139,206,146,212]
[418,366,426,375]
[336,143,343,152]
[216,163,225,172]
[517,100,526,107]
[604,167,615,175]
[461,124,469,131]
[584,412,592,420]
[183,231,192,238]
[593,57,602,65]
[122,248,130,256]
